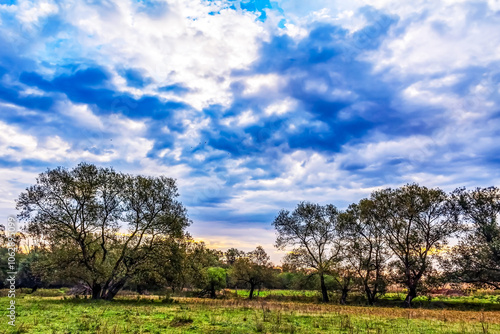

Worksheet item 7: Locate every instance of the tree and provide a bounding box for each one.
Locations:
[17,251,44,293]
[185,241,222,290]
[129,236,189,294]
[280,251,320,290]
[330,262,356,305]
[369,184,460,307]
[132,237,221,295]
[203,267,227,298]
[16,163,190,300]
[224,248,245,266]
[273,202,342,302]
[444,187,500,289]
[230,246,274,299]
[339,200,390,305]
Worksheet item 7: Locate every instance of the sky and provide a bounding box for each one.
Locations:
[1,0,500,263]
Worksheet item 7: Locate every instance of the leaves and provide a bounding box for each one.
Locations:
[15,162,190,299]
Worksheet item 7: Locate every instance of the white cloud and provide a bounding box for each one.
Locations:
[265,98,297,116]
[16,0,58,26]
[46,0,269,110]
[58,101,104,129]
[363,2,500,75]
[0,121,74,161]
[222,109,259,127]
[243,74,282,96]
[0,167,40,232]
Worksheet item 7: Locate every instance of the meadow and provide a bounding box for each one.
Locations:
[1,289,500,334]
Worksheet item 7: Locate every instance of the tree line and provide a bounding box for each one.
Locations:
[1,163,499,307]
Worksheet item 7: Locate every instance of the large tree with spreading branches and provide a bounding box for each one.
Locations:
[17,163,190,300]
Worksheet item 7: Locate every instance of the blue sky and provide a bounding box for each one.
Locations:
[1,0,500,262]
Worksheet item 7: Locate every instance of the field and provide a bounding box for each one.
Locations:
[1,290,500,333]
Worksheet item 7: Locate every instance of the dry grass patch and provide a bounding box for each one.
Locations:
[179,297,500,324]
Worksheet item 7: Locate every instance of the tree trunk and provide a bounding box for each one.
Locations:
[340,287,349,305]
[102,280,127,301]
[249,283,255,300]
[210,284,216,299]
[365,284,374,305]
[320,273,329,303]
[403,285,417,308]
[91,283,102,300]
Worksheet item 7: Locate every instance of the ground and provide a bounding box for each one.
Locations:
[0,289,499,333]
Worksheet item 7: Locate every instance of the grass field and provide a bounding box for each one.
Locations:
[1,290,499,333]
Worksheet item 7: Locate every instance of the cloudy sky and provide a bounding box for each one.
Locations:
[1,0,500,262]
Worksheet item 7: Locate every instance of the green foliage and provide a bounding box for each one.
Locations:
[127,237,223,296]
[363,184,462,306]
[276,272,317,290]
[16,251,43,291]
[202,267,227,298]
[16,163,190,300]
[339,200,390,305]
[230,246,275,299]
[206,267,226,288]
[444,187,500,289]
[273,202,342,302]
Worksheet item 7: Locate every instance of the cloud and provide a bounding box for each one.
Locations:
[1,0,500,259]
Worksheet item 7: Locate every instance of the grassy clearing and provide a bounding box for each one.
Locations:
[232,289,500,311]
[1,293,499,334]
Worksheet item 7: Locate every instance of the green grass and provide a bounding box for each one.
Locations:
[233,289,321,301]
[380,293,500,311]
[1,294,499,333]
[231,289,500,310]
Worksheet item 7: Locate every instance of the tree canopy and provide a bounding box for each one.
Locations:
[273,202,342,302]
[16,163,190,300]
[444,187,500,289]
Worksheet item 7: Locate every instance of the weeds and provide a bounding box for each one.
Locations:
[1,292,499,333]
[170,314,194,327]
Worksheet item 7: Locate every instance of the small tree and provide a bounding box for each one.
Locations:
[204,267,227,298]
[273,202,342,302]
[17,251,43,293]
[230,246,274,299]
[185,241,222,289]
[131,236,190,294]
[17,163,190,300]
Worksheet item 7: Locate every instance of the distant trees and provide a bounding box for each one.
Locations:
[273,202,342,302]
[16,163,190,300]
[224,248,245,265]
